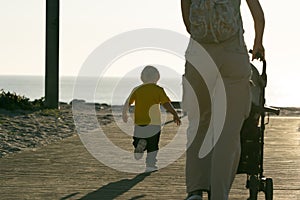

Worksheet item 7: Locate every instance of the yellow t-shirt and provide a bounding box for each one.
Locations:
[129,83,170,125]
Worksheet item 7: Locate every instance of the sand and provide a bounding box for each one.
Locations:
[0,103,115,157]
[1,104,299,158]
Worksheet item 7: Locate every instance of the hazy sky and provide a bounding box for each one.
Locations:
[1,0,300,106]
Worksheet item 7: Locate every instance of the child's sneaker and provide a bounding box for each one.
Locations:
[134,139,147,160]
[145,166,158,173]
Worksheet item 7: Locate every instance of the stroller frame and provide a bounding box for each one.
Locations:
[237,59,280,200]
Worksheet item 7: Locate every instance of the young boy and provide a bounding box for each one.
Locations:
[122,65,181,172]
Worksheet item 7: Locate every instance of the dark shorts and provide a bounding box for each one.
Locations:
[133,125,161,153]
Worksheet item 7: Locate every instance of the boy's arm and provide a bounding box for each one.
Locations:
[162,102,181,125]
[122,98,130,123]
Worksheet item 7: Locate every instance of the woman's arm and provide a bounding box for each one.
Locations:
[181,0,191,34]
[246,0,265,60]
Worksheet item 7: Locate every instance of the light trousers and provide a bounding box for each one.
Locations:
[183,36,252,200]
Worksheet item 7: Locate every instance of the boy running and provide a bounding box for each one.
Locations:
[122,65,181,172]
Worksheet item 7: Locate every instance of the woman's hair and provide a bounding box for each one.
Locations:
[140,65,160,83]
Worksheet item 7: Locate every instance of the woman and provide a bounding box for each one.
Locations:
[181,0,265,199]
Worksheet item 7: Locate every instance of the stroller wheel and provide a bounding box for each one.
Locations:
[247,175,259,200]
[265,178,273,200]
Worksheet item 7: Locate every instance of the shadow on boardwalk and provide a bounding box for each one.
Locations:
[62,173,151,200]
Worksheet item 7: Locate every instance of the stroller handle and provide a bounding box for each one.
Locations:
[249,49,267,84]
[264,106,280,115]
[249,49,265,61]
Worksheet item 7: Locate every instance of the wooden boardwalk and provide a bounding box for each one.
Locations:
[1,117,300,200]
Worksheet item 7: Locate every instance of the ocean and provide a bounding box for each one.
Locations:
[0,75,298,107]
[0,76,183,106]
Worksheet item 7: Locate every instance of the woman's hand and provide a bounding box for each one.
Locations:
[252,43,265,61]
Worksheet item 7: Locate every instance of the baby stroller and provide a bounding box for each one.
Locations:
[237,57,280,200]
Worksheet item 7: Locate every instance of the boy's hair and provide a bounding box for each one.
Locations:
[140,65,160,83]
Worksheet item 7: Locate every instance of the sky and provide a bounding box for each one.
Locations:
[1,0,300,107]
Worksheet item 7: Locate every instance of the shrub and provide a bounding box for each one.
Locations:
[0,89,45,111]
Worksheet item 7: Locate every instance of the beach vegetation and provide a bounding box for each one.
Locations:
[0,89,45,111]
[39,108,60,118]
